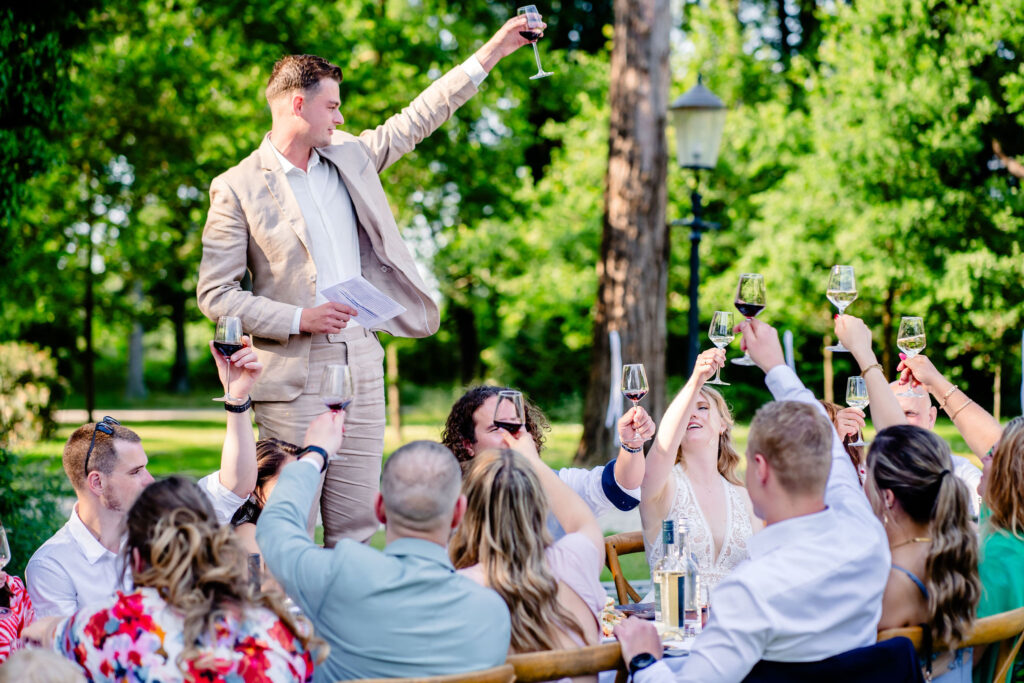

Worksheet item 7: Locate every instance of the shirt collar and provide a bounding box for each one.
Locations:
[383,537,454,570]
[747,506,836,560]
[68,504,122,565]
[267,134,320,175]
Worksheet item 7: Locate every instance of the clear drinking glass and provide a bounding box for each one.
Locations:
[825,265,857,353]
[706,311,735,386]
[494,390,526,434]
[212,316,244,402]
[0,517,10,572]
[896,317,926,397]
[732,274,766,366]
[621,364,649,407]
[320,364,354,412]
[845,376,870,447]
[516,5,553,79]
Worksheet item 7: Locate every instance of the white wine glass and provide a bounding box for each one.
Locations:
[732,273,766,366]
[213,316,244,402]
[621,364,649,408]
[516,5,553,79]
[825,265,857,353]
[845,376,870,447]
[707,311,735,386]
[494,390,526,435]
[896,317,926,397]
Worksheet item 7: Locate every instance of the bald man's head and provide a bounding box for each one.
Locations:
[380,441,462,532]
[889,381,937,430]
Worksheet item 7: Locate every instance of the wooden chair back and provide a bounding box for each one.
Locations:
[337,664,517,683]
[506,641,626,682]
[877,606,1024,683]
[604,530,646,604]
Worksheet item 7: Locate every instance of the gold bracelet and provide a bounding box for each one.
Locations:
[948,398,973,421]
[860,363,885,380]
[937,386,958,410]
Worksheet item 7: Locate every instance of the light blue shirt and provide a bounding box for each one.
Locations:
[257,460,511,682]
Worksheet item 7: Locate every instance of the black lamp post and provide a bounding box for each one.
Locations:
[669,75,727,373]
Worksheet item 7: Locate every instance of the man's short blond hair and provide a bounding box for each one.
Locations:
[747,401,833,496]
[63,422,141,492]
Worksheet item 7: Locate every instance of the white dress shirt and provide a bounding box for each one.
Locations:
[25,505,131,618]
[275,56,490,335]
[26,475,249,617]
[950,454,982,519]
[636,365,890,683]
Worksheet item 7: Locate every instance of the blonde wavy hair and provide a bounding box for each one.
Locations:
[124,477,327,671]
[449,449,588,653]
[675,386,742,485]
[867,426,980,648]
[985,416,1024,539]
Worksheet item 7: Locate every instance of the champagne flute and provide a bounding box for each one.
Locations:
[212,316,244,402]
[517,5,553,79]
[494,390,526,434]
[732,273,766,366]
[707,311,735,386]
[845,376,870,447]
[896,317,926,397]
[825,265,857,353]
[621,364,649,407]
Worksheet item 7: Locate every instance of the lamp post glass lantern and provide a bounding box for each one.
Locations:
[669,75,727,373]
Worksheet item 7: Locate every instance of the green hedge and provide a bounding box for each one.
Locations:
[0,446,67,577]
[0,341,67,447]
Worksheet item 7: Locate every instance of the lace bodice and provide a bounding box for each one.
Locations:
[646,465,754,590]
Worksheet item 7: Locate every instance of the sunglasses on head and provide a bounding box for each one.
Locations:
[84,416,121,478]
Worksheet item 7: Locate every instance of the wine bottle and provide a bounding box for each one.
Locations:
[679,523,702,636]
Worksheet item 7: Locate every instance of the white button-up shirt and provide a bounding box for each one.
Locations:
[637,365,890,683]
[25,505,130,618]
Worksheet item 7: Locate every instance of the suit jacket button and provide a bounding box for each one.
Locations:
[380,265,391,273]
[309,274,316,281]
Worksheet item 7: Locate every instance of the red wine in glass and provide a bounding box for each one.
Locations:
[733,302,765,319]
[623,389,648,403]
[494,420,524,434]
[213,341,244,359]
[519,30,542,41]
[323,398,353,412]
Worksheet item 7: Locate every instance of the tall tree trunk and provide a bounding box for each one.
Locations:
[126,283,147,399]
[575,0,670,467]
[170,286,189,394]
[450,302,479,386]
[386,341,402,443]
[882,281,896,378]
[85,226,95,422]
[993,362,1001,422]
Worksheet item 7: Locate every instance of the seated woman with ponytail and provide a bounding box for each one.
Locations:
[867,425,981,682]
[449,431,606,671]
[27,476,324,681]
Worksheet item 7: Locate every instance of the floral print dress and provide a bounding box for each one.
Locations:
[54,587,314,682]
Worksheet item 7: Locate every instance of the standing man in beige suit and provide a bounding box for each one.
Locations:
[197,17,541,547]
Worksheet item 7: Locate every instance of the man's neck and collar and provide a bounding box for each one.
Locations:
[72,500,125,557]
[383,525,452,554]
[268,130,314,172]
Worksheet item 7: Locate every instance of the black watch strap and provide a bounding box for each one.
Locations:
[298,445,330,473]
[628,652,659,677]
[224,397,252,413]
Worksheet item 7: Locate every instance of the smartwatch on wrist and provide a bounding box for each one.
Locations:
[628,652,659,677]
[298,445,329,473]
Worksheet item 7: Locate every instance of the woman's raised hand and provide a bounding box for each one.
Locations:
[690,348,726,386]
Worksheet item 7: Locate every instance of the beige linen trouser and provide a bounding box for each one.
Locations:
[253,326,386,547]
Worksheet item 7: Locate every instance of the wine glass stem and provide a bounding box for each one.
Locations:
[532,43,544,71]
[713,367,723,383]
[226,359,232,399]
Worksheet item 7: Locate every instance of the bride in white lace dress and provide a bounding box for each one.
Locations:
[641,348,762,591]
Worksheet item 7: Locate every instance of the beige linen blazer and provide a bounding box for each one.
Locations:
[197,66,477,401]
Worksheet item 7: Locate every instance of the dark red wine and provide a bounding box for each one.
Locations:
[325,400,352,411]
[624,390,648,402]
[519,30,542,41]
[214,341,243,358]
[494,420,524,434]
[734,302,765,319]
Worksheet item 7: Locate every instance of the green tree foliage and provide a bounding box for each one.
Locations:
[0,343,67,446]
[0,446,67,577]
